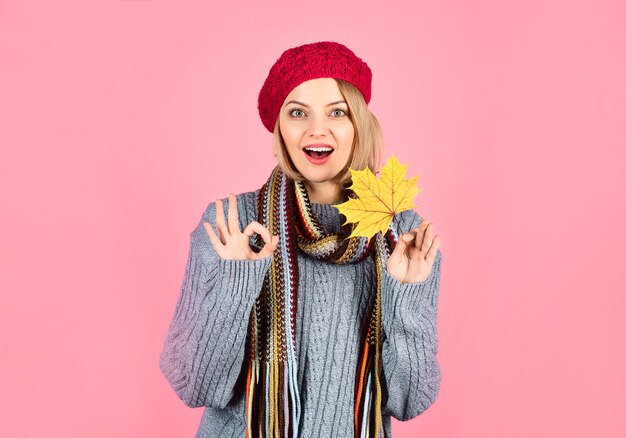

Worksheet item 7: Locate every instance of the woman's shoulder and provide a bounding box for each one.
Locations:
[236,189,260,207]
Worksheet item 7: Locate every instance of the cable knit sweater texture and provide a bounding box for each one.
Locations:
[159,189,443,437]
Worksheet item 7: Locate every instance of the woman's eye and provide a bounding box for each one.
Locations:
[290,109,305,117]
[331,109,347,117]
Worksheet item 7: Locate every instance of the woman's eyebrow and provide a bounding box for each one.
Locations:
[284,100,347,108]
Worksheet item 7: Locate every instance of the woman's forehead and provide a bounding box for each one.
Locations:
[283,78,344,104]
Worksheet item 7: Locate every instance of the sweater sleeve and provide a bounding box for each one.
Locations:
[380,209,443,420]
[159,197,273,408]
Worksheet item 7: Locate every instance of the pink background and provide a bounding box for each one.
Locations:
[1,0,625,437]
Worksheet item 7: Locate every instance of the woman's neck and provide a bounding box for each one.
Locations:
[304,180,344,204]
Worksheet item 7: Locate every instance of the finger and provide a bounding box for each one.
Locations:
[403,228,418,250]
[203,221,225,255]
[388,234,408,266]
[408,233,423,260]
[416,220,431,251]
[215,198,230,242]
[227,193,240,236]
[422,223,435,254]
[425,234,441,266]
[402,232,415,244]
[243,221,272,247]
[256,235,279,259]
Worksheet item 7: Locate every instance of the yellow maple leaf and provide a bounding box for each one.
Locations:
[333,155,421,241]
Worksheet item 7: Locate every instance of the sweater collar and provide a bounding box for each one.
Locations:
[310,202,342,235]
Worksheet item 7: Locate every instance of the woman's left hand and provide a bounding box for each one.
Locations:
[386,219,441,284]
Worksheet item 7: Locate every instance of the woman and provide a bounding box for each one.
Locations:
[160,41,443,438]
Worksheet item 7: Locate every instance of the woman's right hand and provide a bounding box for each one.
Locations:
[203,193,279,261]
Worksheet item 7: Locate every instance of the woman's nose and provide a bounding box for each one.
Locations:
[307,114,329,136]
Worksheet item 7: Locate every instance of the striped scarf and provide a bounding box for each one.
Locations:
[245,165,399,438]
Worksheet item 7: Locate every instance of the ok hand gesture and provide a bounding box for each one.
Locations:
[203,193,279,261]
[386,218,440,284]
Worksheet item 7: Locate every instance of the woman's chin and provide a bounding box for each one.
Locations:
[301,174,341,187]
[293,160,344,184]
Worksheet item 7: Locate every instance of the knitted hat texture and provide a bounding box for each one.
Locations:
[258,41,372,133]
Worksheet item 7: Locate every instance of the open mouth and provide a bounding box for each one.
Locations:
[304,146,334,159]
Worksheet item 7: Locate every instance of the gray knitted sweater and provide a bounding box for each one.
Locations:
[159,189,442,437]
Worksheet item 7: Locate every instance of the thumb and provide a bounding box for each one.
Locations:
[387,235,407,266]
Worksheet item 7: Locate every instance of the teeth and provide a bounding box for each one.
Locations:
[305,147,333,152]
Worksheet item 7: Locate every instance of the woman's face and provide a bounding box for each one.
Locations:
[279,78,354,186]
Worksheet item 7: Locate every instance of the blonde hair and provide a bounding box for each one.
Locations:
[273,79,385,186]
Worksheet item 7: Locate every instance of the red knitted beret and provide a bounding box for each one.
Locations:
[257,41,372,133]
